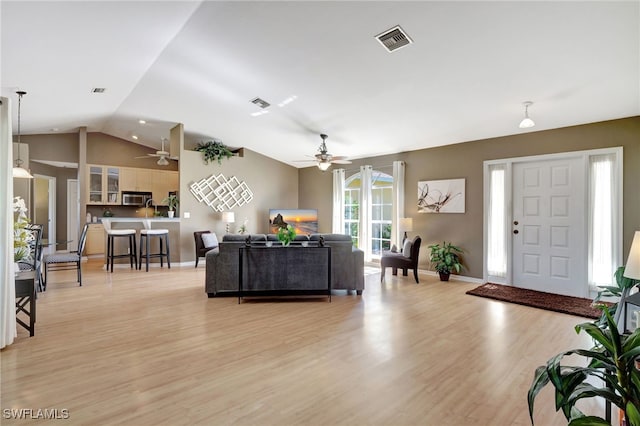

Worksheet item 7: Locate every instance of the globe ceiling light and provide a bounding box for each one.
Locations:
[519,101,535,129]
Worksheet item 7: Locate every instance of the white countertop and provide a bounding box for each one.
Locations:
[100,217,180,230]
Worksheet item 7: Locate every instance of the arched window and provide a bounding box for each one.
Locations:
[344,170,393,258]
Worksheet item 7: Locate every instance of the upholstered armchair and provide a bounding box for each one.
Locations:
[194,231,215,268]
[380,236,422,283]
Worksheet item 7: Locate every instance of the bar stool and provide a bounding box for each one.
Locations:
[139,229,171,272]
[106,229,138,273]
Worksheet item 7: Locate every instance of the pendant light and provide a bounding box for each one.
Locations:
[12,90,33,179]
[519,101,535,129]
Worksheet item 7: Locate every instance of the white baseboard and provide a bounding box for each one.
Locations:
[419,270,484,284]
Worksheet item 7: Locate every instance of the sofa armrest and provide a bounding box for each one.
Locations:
[205,248,220,294]
[352,247,365,291]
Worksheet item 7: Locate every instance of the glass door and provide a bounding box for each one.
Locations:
[89,166,103,204]
[106,168,119,204]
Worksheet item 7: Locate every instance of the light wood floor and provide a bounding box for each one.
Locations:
[2,260,601,425]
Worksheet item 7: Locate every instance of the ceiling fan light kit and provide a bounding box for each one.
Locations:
[134,137,177,166]
[311,133,351,172]
[519,101,535,129]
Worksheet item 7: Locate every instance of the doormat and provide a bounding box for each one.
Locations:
[466,283,608,319]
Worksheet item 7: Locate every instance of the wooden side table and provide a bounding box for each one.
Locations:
[15,271,36,336]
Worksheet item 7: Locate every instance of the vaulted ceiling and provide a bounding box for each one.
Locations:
[2,1,638,167]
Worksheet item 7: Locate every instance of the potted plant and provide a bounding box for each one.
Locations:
[162,194,179,218]
[194,140,234,165]
[277,225,296,246]
[428,241,463,281]
[528,306,640,425]
[13,196,33,266]
[594,266,640,330]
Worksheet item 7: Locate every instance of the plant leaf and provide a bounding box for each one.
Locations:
[567,416,610,426]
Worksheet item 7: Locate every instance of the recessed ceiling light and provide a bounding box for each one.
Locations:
[91,87,106,93]
[50,128,59,132]
[138,119,146,124]
[132,135,139,140]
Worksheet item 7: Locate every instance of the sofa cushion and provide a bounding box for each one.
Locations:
[202,232,219,248]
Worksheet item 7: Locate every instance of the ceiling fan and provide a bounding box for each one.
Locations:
[295,134,351,171]
[135,138,177,166]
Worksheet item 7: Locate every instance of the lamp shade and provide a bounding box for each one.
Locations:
[318,161,331,171]
[13,166,33,179]
[519,117,535,129]
[222,211,235,223]
[624,231,640,280]
[399,217,413,232]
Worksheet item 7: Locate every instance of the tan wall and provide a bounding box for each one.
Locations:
[87,133,178,171]
[299,116,640,279]
[178,148,298,263]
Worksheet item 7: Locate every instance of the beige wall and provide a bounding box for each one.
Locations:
[299,116,640,279]
[87,133,178,171]
[178,148,298,262]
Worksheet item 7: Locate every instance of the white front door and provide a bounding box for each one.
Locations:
[512,157,586,297]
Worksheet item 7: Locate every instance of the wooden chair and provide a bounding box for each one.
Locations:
[194,231,215,268]
[380,236,422,283]
[43,224,89,288]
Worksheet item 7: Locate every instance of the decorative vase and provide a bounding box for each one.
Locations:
[438,272,450,281]
[168,211,175,218]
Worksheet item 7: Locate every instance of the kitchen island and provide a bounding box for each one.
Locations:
[98,218,181,266]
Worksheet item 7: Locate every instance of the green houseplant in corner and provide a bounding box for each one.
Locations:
[162,194,179,218]
[194,140,234,165]
[527,306,640,425]
[428,241,463,281]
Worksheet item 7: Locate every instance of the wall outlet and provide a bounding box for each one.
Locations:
[183,212,190,219]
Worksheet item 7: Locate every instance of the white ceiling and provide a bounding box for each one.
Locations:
[2,1,638,167]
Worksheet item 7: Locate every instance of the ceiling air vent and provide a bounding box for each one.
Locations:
[91,87,106,93]
[375,25,412,53]
[250,97,271,109]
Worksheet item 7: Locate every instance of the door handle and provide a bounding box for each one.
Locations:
[513,230,519,234]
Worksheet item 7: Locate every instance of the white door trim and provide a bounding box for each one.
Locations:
[33,174,56,254]
[483,147,623,292]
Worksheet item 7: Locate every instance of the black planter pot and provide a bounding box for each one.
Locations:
[438,272,450,281]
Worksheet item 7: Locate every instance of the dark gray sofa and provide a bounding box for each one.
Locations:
[205,233,365,297]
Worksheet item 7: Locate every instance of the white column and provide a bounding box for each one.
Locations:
[1,97,17,348]
[332,168,345,234]
[359,165,373,261]
[392,161,405,248]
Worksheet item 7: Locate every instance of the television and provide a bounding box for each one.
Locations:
[269,209,318,235]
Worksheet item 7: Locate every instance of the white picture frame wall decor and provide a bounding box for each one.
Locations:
[417,178,465,213]
[189,173,254,212]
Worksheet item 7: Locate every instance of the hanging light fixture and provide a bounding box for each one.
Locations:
[317,160,331,171]
[12,90,33,179]
[519,101,535,129]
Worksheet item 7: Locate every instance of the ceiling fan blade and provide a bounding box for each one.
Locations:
[331,159,352,164]
[134,155,153,159]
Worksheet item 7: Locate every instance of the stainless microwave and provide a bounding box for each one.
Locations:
[122,191,153,206]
